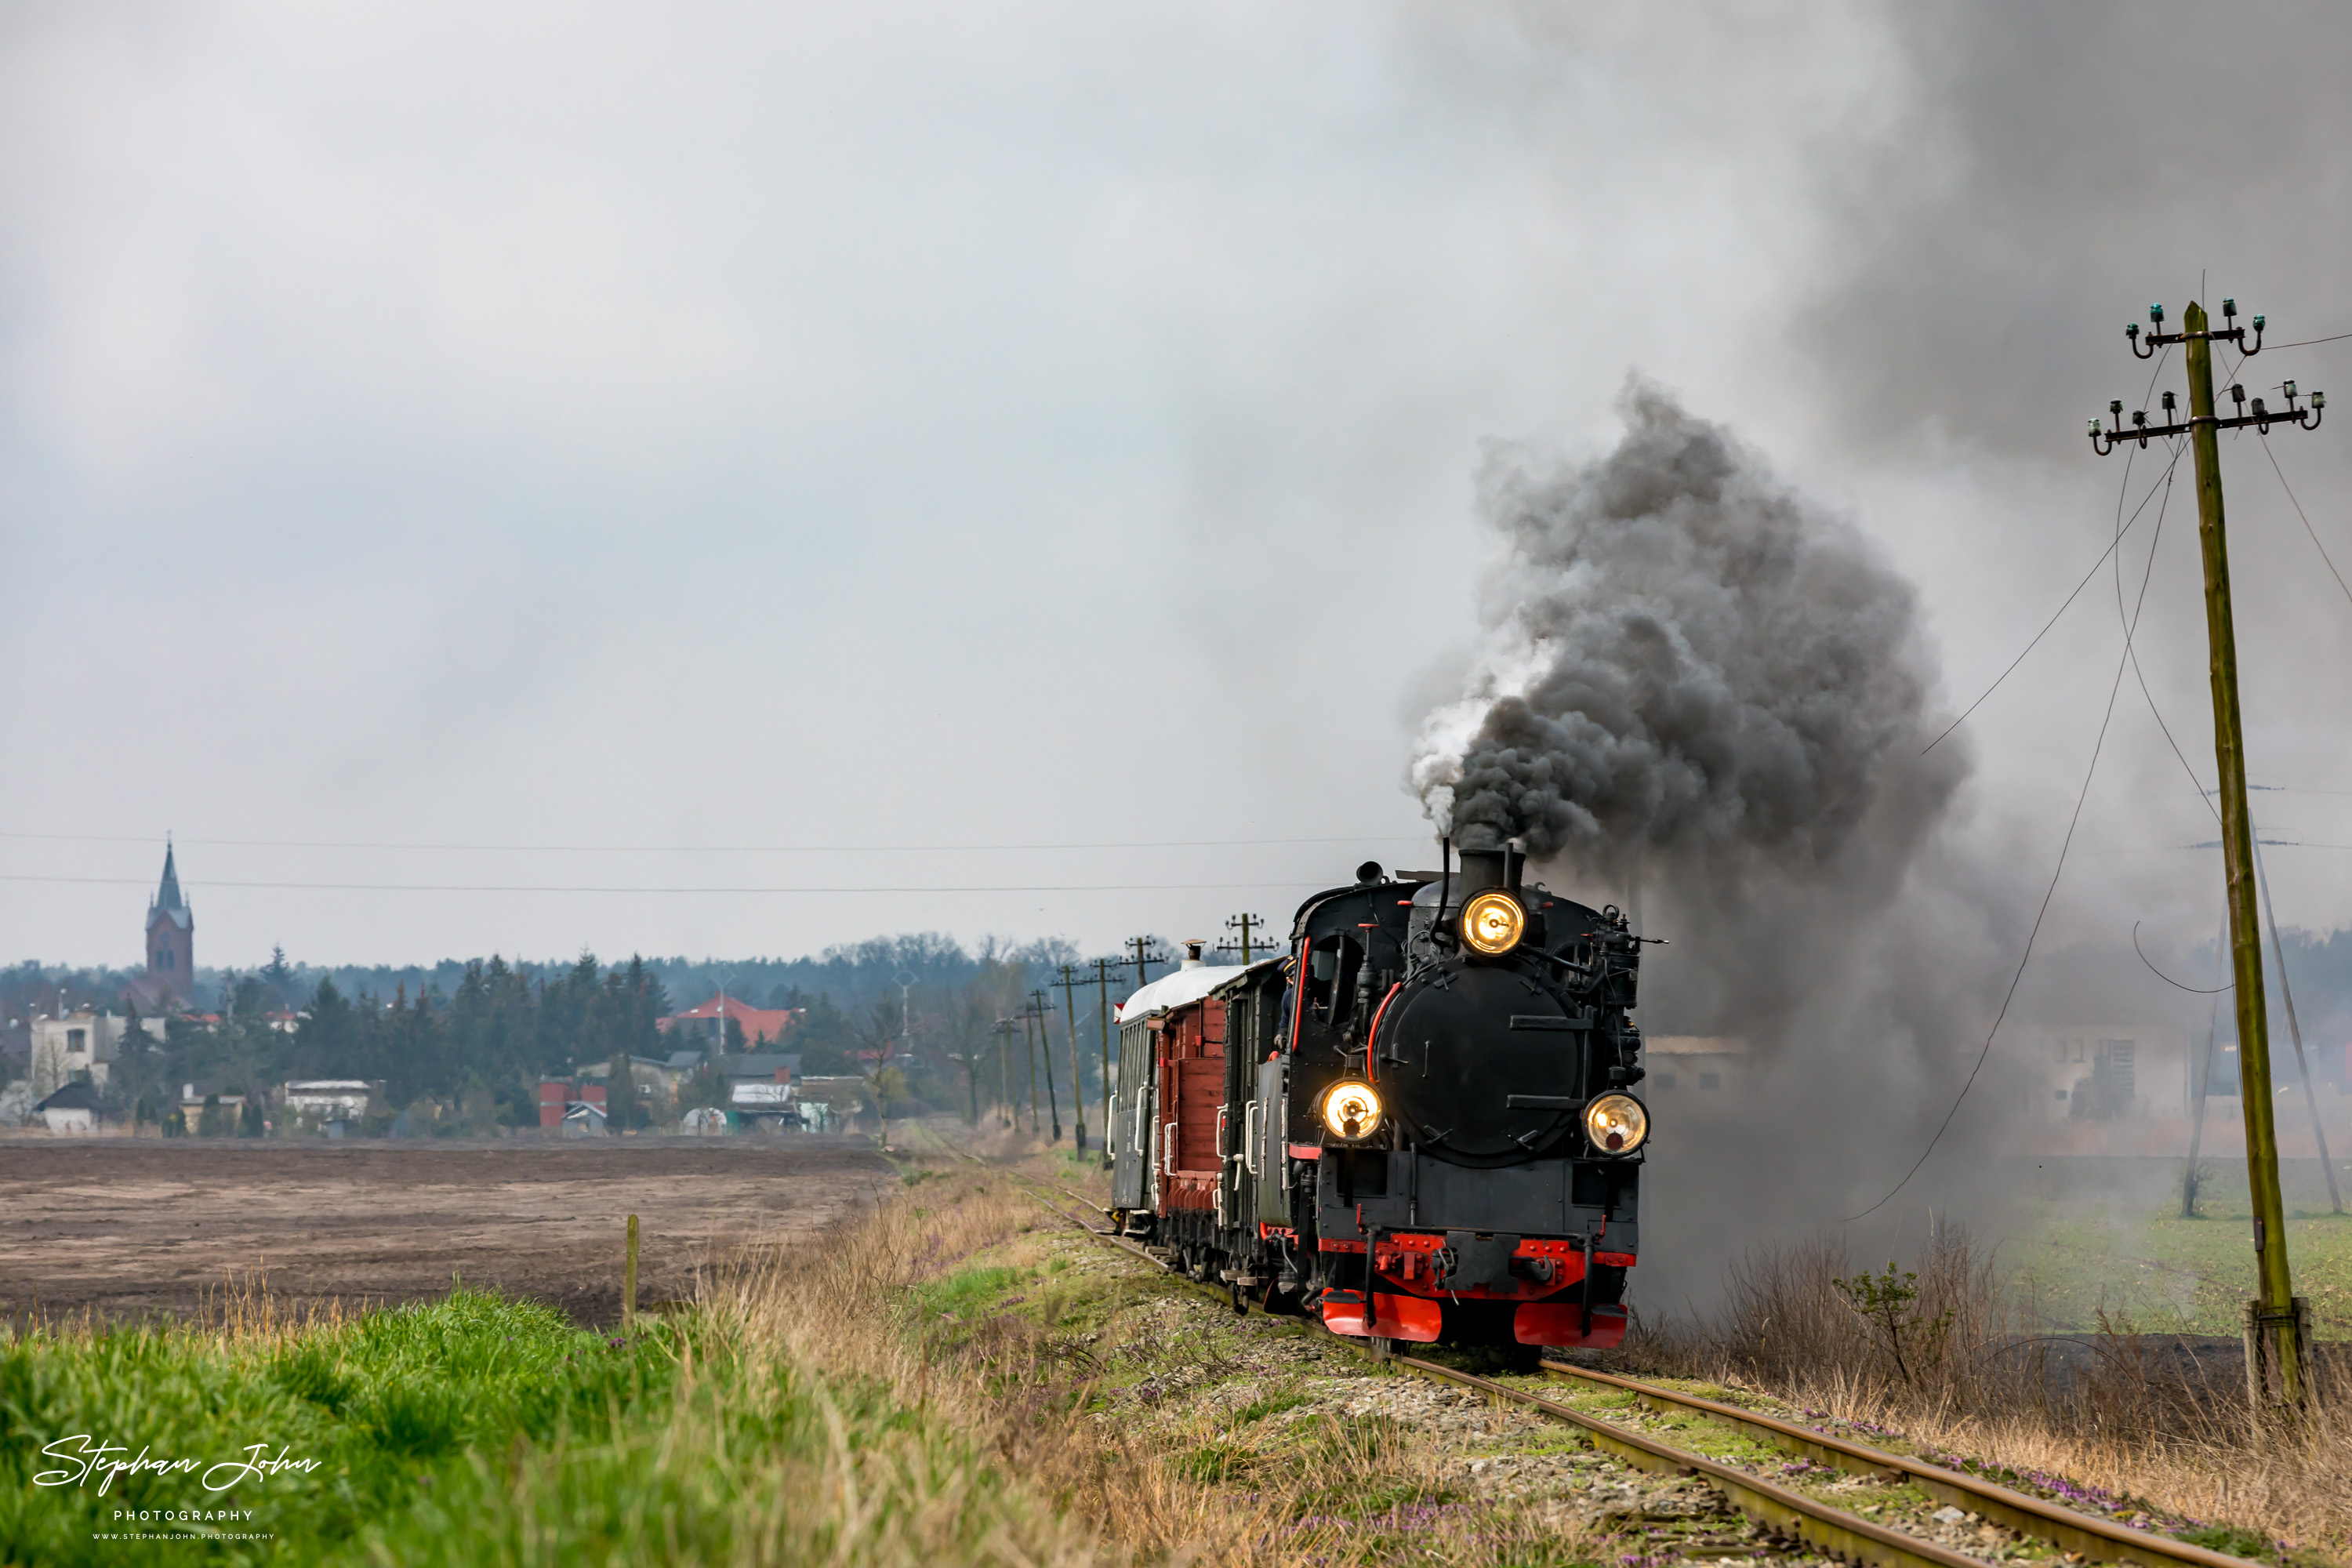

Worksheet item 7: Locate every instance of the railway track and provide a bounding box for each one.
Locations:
[982,1161,2257,1568]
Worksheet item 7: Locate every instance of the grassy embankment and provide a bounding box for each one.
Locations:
[0,1225,1098,1564]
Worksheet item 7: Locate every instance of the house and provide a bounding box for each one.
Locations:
[577,1056,688,1094]
[180,1081,249,1112]
[34,1080,103,1134]
[728,1077,798,1130]
[29,1009,162,1099]
[539,1080,608,1134]
[793,1074,868,1131]
[723,1052,800,1084]
[658,995,798,1050]
[282,1080,376,1134]
[1642,1036,1749,1098]
[2004,1023,2193,1121]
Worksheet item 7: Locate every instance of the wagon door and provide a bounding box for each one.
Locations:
[1110,1013,1155,1210]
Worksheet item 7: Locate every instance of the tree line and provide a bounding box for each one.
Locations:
[5,936,1177,1137]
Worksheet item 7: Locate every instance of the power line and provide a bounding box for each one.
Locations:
[2263,330,2352,350]
[1922,432,2187,755]
[1852,411,2169,1223]
[2258,432,2352,618]
[0,873,1338,896]
[0,830,1436,855]
[2111,441,2219,828]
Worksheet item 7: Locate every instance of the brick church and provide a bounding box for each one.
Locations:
[124,843,194,1015]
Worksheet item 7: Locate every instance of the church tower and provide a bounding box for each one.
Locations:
[144,842,194,1007]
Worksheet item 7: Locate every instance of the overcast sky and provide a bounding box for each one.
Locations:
[7,2,2352,972]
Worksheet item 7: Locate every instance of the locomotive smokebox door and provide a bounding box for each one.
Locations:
[1385,970,1587,1165]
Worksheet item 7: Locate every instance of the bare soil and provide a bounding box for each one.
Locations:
[0,1135,893,1328]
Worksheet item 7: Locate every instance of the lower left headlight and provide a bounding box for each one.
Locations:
[1319,1080,1383,1142]
[1582,1093,1648,1156]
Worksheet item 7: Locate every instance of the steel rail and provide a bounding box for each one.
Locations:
[1538,1362,2255,1568]
[982,1164,2258,1568]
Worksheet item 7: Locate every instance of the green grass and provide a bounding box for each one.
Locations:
[2003,1166,2352,1334]
[0,1287,1054,1566]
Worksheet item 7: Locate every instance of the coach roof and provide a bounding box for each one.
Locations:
[1115,956,1280,1023]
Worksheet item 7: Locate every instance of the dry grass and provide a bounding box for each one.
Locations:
[710,1133,1616,1566]
[1621,1227,2352,1562]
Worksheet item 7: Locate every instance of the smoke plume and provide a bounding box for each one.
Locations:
[1413,379,1962,891]
[1409,384,2008,1299]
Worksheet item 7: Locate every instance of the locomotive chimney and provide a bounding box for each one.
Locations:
[1181,939,1207,969]
[1456,849,1507,897]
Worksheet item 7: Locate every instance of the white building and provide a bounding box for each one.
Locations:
[29,1010,163,1099]
[1643,1036,1749,1098]
[34,1081,103,1134]
[281,1080,376,1127]
[2005,1023,2193,1120]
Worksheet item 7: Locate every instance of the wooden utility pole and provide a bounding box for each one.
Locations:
[2092,297,2325,1414]
[1017,1010,1040,1134]
[994,1018,1018,1129]
[1087,956,1122,1167]
[1058,963,1089,1150]
[1124,934,1164,990]
[1219,912,1271,963]
[1029,989,1063,1143]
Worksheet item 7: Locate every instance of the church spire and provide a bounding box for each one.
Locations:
[154,840,187,916]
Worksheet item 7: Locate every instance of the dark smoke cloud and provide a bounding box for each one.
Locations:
[1410,383,2018,1305]
[1412,378,1965,895]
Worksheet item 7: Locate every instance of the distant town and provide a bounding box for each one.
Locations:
[0,846,1146,1141]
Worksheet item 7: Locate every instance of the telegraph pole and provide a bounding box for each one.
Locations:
[2092,297,2325,1414]
[1124,935,1166,990]
[1016,1010,1040,1134]
[1087,955,1121,1167]
[1219,912,1270,964]
[1029,989,1063,1143]
[1057,963,1089,1150]
[993,1018,1017,1129]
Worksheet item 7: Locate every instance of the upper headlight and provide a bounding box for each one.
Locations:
[1319,1079,1383,1142]
[1460,889,1526,956]
[1583,1093,1649,1156]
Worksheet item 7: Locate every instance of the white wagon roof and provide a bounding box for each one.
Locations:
[1115,957,1283,1023]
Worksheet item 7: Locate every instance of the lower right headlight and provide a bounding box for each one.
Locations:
[1583,1093,1649,1156]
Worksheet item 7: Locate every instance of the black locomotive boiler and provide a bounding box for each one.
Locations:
[1109,844,1649,1353]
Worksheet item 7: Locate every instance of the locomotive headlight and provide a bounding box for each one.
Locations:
[1583,1093,1649,1156]
[1459,890,1526,956]
[1319,1079,1384,1142]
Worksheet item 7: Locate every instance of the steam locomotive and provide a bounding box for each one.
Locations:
[1108,844,1648,1356]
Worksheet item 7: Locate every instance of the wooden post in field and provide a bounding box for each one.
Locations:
[624,1213,639,1332]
